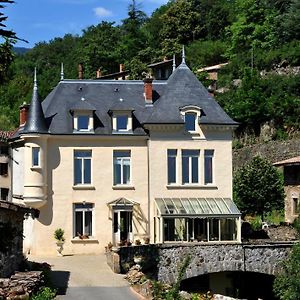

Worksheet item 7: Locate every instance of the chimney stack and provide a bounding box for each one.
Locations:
[143,78,153,104]
[78,63,84,80]
[119,64,125,72]
[19,102,30,126]
[96,68,102,78]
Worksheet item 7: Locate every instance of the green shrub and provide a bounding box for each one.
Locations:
[31,287,56,300]
[265,210,284,226]
[249,216,262,231]
[54,228,65,242]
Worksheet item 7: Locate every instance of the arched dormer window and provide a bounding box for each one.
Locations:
[180,105,201,134]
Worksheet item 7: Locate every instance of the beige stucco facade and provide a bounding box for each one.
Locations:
[14,124,236,256]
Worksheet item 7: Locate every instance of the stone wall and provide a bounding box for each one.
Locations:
[0,201,38,278]
[233,139,300,172]
[109,243,293,284]
[157,243,293,284]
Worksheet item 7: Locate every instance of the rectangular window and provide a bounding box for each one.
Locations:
[74,203,93,237]
[0,163,8,176]
[182,150,199,184]
[32,147,40,167]
[167,149,177,184]
[113,150,131,185]
[77,115,89,131]
[204,150,214,184]
[293,198,299,215]
[0,146,8,155]
[116,115,128,131]
[0,188,9,201]
[74,150,92,185]
[185,113,196,131]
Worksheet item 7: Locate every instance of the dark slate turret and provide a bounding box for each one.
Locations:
[23,69,48,134]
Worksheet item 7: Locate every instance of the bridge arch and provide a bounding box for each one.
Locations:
[157,243,292,284]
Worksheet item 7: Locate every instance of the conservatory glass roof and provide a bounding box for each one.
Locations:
[155,198,241,217]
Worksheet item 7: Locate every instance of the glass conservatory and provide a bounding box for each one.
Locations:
[154,197,241,243]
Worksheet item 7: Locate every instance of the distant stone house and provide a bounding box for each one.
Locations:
[274,156,300,223]
[10,50,241,256]
[0,131,14,201]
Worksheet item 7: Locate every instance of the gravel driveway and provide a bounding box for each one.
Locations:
[29,254,140,300]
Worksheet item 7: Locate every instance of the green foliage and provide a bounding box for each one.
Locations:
[265,210,284,225]
[54,228,65,242]
[234,156,284,219]
[31,287,56,300]
[165,255,191,300]
[292,216,300,236]
[273,242,300,300]
[248,215,262,231]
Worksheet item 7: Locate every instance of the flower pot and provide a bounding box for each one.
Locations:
[56,241,64,256]
[134,256,142,268]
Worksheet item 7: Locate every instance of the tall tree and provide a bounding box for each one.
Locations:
[233,156,284,220]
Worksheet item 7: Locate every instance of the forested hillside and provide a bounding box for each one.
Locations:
[0,0,299,140]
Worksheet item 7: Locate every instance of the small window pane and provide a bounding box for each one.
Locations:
[182,156,189,184]
[168,150,177,184]
[117,115,128,130]
[32,147,40,167]
[185,113,196,131]
[123,159,130,184]
[192,156,198,183]
[84,159,91,184]
[205,150,214,184]
[77,115,89,130]
[85,211,92,236]
[74,159,82,185]
[75,211,83,236]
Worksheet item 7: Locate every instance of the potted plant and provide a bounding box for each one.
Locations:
[135,239,141,245]
[143,236,150,244]
[54,228,65,256]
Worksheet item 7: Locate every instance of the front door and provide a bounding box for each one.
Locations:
[113,210,133,245]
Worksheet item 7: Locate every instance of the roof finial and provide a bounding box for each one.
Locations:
[182,45,186,65]
[34,67,38,91]
[172,54,176,72]
[60,62,64,81]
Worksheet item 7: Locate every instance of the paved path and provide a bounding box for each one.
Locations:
[29,254,140,300]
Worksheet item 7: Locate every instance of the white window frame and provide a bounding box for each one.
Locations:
[113,150,131,185]
[73,203,94,238]
[74,150,92,185]
[32,147,40,167]
[182,150,200,184]
[73,111,94,133]
[180,105,201,135]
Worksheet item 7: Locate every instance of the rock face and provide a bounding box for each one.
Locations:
[0,271,43,300]
[233,139,300,172]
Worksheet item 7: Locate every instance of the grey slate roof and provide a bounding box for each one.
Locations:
[19,62,237,136]
[23,73,48,134]
[147,62,238,125]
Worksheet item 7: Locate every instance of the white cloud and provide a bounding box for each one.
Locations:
[93,7,113,18]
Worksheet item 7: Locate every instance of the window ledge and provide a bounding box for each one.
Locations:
[112,130,133,135]
[72,185,95,190]
[166,184,218,190]
[30,166,42,171]
[73,130,94,134]
[112,185,135,190]
[71,238,99,244]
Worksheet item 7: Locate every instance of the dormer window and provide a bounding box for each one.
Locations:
[185,112,196,132]
[180,105,201,135]
[73,111,94,133]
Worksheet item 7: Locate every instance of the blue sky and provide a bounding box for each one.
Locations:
[4,0,168,48]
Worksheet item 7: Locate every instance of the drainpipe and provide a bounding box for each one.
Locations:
[147,137,151,241]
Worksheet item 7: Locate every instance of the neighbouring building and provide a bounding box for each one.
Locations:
[10,50,241,256]
[0,130,14,202]
[148,56,176,80]
[274,156,300,223]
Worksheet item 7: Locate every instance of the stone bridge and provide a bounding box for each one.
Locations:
[157,243,293,284]
[115,242,294,284]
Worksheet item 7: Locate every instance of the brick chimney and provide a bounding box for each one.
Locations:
[96,68,102,78]
[78,63,84,80]
[19,102,30,126]
[119,64,125,72]
[143,78,153,104]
